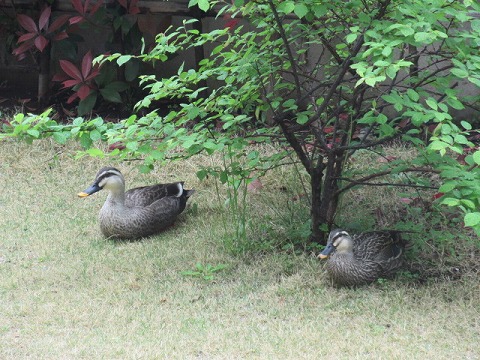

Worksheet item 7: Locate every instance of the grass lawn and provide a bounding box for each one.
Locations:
[0,139,479,359]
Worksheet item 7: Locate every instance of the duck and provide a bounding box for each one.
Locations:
[318,229,408,286]
[78,167,194,239]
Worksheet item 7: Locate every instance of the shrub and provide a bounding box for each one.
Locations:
[3,0,480,244]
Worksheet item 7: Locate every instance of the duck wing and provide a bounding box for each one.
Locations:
[139,193,192,234]
[353,231,405,261]
[141,186,194,228]
[125,182,185,207]
[99,190,194,239]
[354,231,407,276]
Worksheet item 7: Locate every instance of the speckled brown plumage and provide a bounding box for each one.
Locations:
[318,229,408,286]
[78,167,194,239]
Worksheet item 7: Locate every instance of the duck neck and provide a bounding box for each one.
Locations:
[106,186,126,206]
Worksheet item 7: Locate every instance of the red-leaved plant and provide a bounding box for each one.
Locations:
[117,0,141,15]
[69,0,104,25]
[11,0,149,112]
[54,50,100,103]
[13,7,69,60]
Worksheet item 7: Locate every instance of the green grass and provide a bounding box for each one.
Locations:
[0,139,479,359]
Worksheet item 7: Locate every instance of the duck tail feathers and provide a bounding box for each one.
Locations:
[166,182,194,198]
[162,182,184,197]
[175,182,184,197]
[184,189,195,198]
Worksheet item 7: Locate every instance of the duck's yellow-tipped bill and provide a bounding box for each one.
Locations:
[77,192,90,198]
[317,253,328,260]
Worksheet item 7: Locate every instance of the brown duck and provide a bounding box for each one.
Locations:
[78,167,194,239]
[318,229,408,286]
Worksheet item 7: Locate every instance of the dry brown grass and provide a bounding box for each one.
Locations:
[0,139,479,359]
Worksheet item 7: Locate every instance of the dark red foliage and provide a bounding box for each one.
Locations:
[70,0,104,25]
[108,142,127,151]
[13,7,69,58]
[224,13,240,31]
[117,0,140,15]
[54,51,101,103]
[17,14,38,33]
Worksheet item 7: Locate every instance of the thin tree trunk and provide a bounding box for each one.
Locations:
[315,151,344,242]
[310,163,326,243]
[38,43,50,105]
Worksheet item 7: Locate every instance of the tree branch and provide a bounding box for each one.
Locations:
[267,0,302,101]
[335,166,440,195]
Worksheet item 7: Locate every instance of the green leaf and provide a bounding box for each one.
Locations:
[89,129,102,141]
[86,148,104,157]
[181,138,196,149]
[79,132,93,149]
[78,93,97,116]
[203,140,222,152]
[390,164,409,174]
[219,171,228,184]
[72,117,84,126]
[438,102,448,113]
[52,132,69,144]
[461,199,476,210]
[439,182,456,193]
[447,97,464,110]
[451,68,469,78]
[294,3,309,18]
[382,94,398,104]
[464,212,480,227]
[100,88,122,103]
[382,46,392,57]
[406,89,419,102]
[196,169,208,181]
[468,77,480,88]
[461,121,472,130]
[117,55,132,66]
[104,81,129,92]
[296,113,309,125]
[313,4,327,17]
[441,197,460,206]
[429,140,448,151]
[282,98,297,110]
[186,106,200,120]
[126,141,138,151]
[425,98,437,110]
[385,66,397,79]
[373,60,390,67]
[472,151,480,165]
[414,32,431,43]
[393,101,403,112]
[278,1,295,14]
[346,33,358,44]
[139,164,154,173]
[399,26,415,37]
[365,75,385,87]
[197,0,210,11]
[125,60,140,82]
[27,129,40,138]
[453,134,470,145]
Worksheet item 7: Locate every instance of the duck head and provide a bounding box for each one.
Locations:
[318,229,354,259]
[78,167,125,198]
